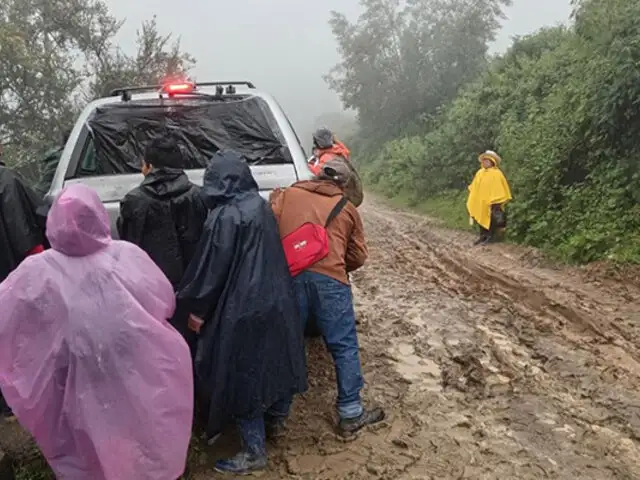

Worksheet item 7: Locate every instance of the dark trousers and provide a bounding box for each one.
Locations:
[479,205,504,242]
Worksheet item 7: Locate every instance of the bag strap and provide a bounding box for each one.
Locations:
[325,196,348,228]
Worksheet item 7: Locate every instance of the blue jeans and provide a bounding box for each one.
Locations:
[273,271,364,420]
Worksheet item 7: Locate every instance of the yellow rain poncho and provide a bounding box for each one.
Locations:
[466,151,512,229]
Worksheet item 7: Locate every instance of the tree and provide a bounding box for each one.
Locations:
[0,0,194,174]
[325,0,408,141]
[0,0,113,158]
[85,16,195,100]
[326,0,511,144]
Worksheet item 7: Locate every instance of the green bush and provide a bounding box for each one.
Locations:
[360,0,640,263]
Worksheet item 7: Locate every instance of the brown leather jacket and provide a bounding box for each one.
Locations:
[270,180,367,284]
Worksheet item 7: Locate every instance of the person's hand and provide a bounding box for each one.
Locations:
[269,186,283,202]
[188,314,204,333]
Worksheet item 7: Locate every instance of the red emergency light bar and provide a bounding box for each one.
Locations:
[110,80,255,100]
[161,81,195,94]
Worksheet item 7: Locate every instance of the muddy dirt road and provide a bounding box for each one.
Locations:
[194,197,640,479]
[4,196,640,479]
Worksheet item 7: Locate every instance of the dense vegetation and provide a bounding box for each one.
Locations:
[328,0,640,263]
[0,0,193,181]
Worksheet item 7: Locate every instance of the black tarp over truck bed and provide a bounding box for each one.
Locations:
[85,96,292,175]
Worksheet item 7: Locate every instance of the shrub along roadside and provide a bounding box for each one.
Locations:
[358,0,640,264]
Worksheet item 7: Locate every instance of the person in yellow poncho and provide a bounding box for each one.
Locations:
[467,150,512,245]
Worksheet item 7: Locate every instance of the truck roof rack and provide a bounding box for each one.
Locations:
[196,81,256,89]
[109,81,256,98]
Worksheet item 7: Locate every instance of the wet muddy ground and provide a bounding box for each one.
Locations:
[3,196,640,479]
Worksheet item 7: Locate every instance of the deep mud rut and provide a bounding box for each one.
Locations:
[3,196,640,479]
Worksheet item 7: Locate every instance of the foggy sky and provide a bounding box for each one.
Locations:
[104,0,572,141]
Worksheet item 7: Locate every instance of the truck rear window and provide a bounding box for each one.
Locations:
[77,96,292,177]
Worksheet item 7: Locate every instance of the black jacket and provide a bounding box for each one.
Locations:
[34,146,62,197]
[117,168,207,288]
[178,150,307,436]
[0,164,45,282]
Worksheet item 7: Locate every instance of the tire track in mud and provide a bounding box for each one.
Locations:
[353,200,640,479]
[191,197,640,478]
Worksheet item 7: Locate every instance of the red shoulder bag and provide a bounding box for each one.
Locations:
[282,196,348,277]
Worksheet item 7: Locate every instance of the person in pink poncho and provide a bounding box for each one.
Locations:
[0,184,194,480]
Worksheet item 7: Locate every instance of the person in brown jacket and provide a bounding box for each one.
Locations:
[270,158,385,436]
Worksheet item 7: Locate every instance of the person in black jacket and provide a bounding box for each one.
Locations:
[117,136,207,347]
[0,142,47,419]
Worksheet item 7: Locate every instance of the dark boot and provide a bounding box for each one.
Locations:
[339,407,385,435]
[214,450,267,474]
[215,417,268,474]
[474,226,493,245]
[479,235,493,245]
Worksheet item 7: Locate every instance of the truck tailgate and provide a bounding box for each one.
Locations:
[64,164,298,238]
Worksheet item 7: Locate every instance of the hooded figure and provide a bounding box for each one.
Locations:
[0,184,194,480]
[308,127,363,207]
[0,149,47,418]
[467,150,512,245]
[178,150,307,475]
[311,127,351,161]
[0,158,46,284]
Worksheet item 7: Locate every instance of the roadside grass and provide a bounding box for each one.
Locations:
[370,189,472,231]
[367,188,640,269]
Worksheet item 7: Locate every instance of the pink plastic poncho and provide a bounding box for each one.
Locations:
[0,184,194,480]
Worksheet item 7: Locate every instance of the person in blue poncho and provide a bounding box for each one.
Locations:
[178,150,308,475]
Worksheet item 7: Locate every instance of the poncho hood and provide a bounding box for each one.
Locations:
[202,150,258,207]
[46,184,111,256]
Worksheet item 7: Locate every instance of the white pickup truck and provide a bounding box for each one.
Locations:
[45,80,312,237]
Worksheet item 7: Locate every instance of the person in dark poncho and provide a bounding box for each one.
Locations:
[178,150,307,474]
[0,142,46,418]
[117,136,207,348]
